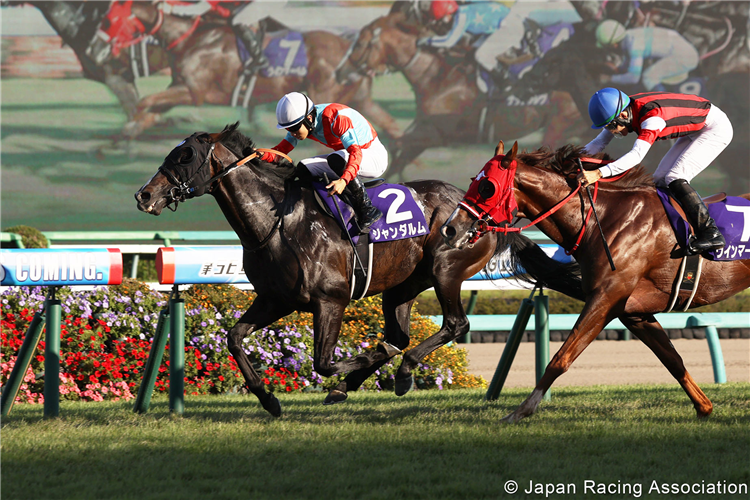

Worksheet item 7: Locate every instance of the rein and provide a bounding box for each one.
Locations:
[160,145,292,252]
[166,14,201,50]
[160,147,292,209]
[464,157,626,253]
[110,8,163,55]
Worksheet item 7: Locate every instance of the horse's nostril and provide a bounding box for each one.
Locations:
[135,191,150,203]
[441,225,456,239]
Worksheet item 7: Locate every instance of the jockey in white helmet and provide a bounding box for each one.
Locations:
[261,92,389,232]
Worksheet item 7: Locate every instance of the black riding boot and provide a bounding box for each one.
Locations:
[232,24,268,74]
[668,179,725,254]
[345,177,382,232]
[325,155,382,232]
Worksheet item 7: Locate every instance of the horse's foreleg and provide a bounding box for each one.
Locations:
[123,86,194,140]
[227,295,295,417]
[386,121,435,182]
[620,314,713,418]
[355,98,403,142]
[502,297,619,423]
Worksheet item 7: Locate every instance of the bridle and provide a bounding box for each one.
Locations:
[344,27,383,77]
[461,158,625,253]
[157,144,291,252]
[158,144,291,210]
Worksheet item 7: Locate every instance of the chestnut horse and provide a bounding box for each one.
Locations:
[334,10,591,181]
[88,1,400,142]
[135,123,583,417]
[441,141,750,422]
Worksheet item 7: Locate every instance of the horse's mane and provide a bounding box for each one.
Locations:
[518,144,654,189]
[217,123,297,182]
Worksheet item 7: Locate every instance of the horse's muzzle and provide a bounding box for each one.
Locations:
[134,189,162,215]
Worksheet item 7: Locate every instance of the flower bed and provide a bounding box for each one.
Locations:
[1,282,484,404]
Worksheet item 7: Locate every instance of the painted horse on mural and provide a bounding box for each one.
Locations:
[441,140,750,422]
[134,123,584,416]
[334,10,591,181]
[86,1,400,143]
[7,1,170,121]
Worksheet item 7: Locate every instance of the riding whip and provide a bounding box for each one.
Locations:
[323,174,365,273]
[577,159,616,271]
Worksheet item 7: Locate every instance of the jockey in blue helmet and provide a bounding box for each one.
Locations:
[580,87,731,255]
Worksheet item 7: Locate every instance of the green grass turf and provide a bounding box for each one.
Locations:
[2,385,749,499]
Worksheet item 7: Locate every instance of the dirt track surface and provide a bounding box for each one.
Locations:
[464,339,750,387]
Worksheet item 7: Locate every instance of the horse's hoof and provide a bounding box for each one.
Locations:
[323,389,348,405]
[377,342,402,358]
[500,411,523,424]
[697,406,713,419]
[394,375,413,396]
[261,392,282,418]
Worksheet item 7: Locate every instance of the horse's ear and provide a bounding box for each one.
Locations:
[208,122,240,144]
[509,141,518,161]
[495,140,504,157]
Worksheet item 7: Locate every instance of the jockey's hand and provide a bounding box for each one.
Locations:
[260,151,277,163]
[577,169,603,187]
[327,178,347,196]
[416,37,430,48]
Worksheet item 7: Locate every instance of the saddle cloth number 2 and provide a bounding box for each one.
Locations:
[378,188,413,224]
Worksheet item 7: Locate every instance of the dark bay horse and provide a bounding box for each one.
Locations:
[9,1,168,121]
[87,1,400,142]
[334,10,591,181]
[441,141,750,422]
[135,123,583,417]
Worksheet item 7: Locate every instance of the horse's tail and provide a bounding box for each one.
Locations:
[492,233,584,301]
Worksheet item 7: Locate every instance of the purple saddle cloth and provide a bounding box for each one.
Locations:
[313,182,429,244]
[657,187,750,261]
[236,30,308,78]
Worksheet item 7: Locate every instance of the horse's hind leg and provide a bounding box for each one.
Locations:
[327,287,417,399]
[123,86,194,140]
[227,295,295,417]
[620,314,713,418]
[394,279,469,395]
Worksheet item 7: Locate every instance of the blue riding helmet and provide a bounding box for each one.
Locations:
[588,88,631,129]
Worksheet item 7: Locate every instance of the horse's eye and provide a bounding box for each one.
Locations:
[478,179,496,199]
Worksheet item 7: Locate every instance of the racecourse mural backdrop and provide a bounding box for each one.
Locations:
[2,1,748,231]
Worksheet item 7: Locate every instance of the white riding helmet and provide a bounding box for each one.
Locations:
[275,92,314,129]
[596,19,627,47]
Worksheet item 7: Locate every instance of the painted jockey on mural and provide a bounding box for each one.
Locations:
[417,0,522,88]
[161,0,287,78]
[261,92,388,233]
[579,87,731,255]
[594,19,700,92]
[417,0,580,94]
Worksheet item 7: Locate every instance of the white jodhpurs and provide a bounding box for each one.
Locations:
[652,105,733,187]
[300,137,389,180]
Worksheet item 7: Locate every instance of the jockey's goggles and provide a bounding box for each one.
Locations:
[285,122,304,133]
[604,119,621,131]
